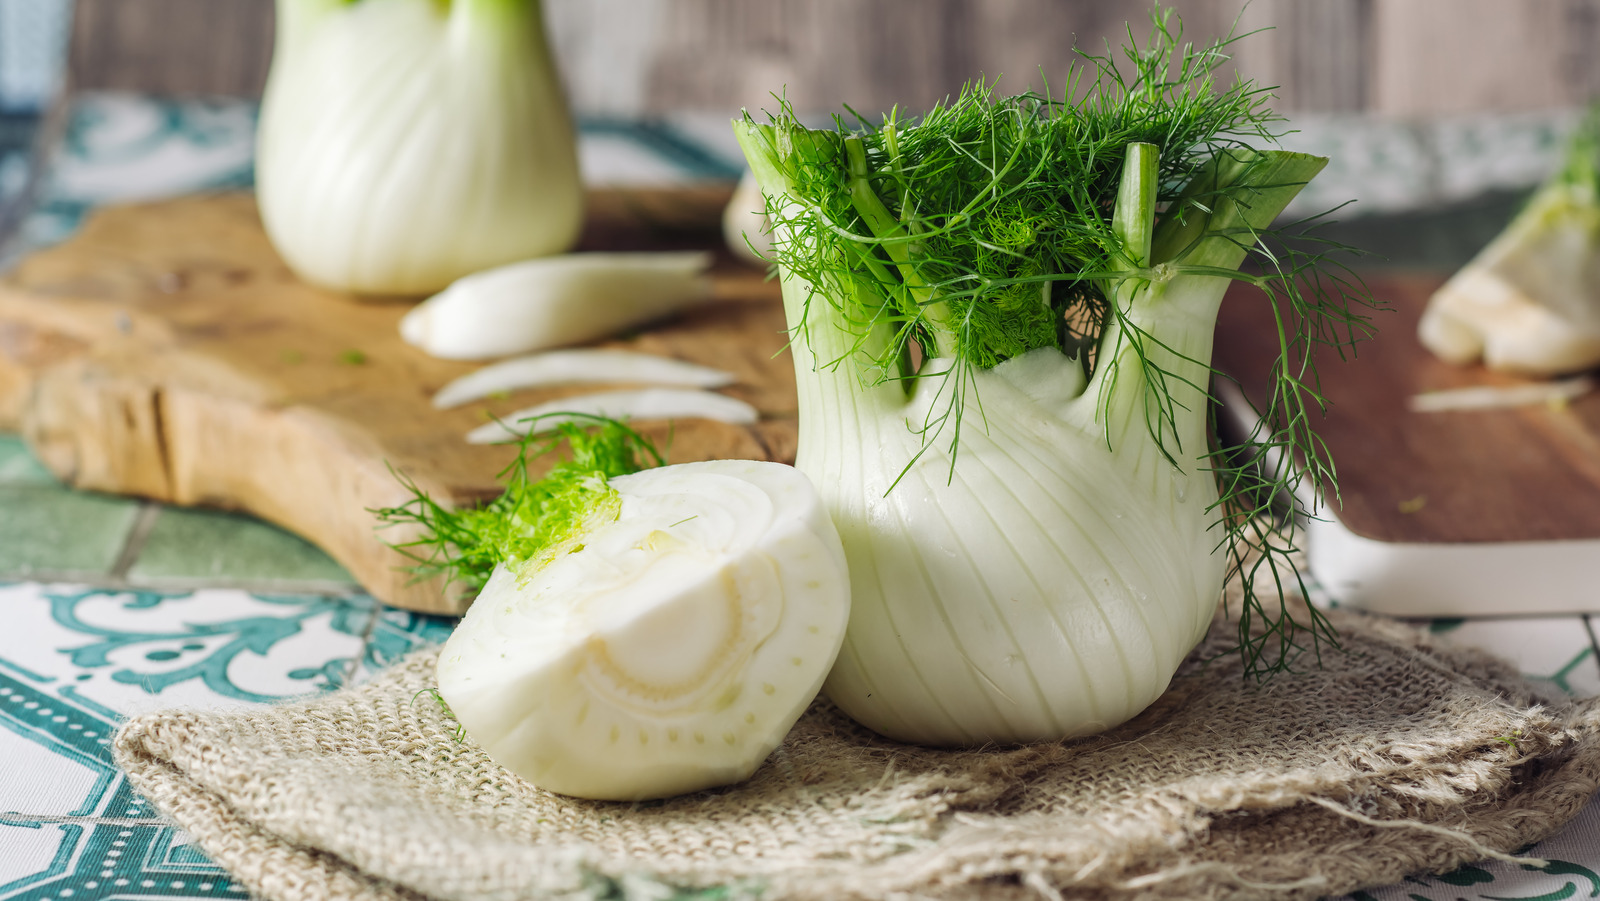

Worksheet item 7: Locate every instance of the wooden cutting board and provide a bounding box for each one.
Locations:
[1212,274,1600,615]
[0,189,796,614]
[1214,273,1600,544]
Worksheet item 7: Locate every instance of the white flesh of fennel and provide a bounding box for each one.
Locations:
[1420,265,1600,376]
[1418,180,1600,376]
[436,460,850,801]
[1419,119,1600,376]
[1410,375,1595,412]
[467,388,758,444]
[401,252,714,360]
[258,0,582,295]
[787,270,1227,746]
[432,349,735,409]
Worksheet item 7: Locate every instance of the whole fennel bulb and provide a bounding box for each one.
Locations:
[258,0,582,295]
[734,14,1366,747]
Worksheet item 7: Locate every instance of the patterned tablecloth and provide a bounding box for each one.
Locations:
[2,94,1599,901]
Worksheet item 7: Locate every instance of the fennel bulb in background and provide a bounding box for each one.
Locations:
[735,11,1367,747]
[258,0,582,295]
[1419,107,1600,376]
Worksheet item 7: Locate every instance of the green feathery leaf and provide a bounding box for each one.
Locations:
[373,416,665,594]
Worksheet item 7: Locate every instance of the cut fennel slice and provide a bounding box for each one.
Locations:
[435,459,850,801]
[434,350,736,409]
[400,252,713,360]
[467,388,758,444]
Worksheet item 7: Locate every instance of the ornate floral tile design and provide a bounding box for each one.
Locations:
[0,582,445,900]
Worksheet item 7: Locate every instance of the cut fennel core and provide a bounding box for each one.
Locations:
[436,459,849,801]
[732,10,1370,747]
[376,422,849,801]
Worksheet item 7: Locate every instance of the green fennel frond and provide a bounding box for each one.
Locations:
[746,8,1293,447]
[741,6,1379,677]
[373,416,665,594]
[1558,102,1600,194]
[1200,204,1374,677]
[412,687,466,742]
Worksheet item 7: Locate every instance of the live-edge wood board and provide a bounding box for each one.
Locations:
[0,188,797,614]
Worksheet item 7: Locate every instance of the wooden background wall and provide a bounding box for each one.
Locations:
[64,0,1600,119]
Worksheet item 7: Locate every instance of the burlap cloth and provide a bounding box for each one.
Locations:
[114,606,1600,901]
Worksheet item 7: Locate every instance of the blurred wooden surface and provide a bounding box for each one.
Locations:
[1213,274,1600,544]
[58,0,1600,116]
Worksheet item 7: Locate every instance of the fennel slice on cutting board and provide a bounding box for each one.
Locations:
[1213,273,1600,617]
[0,189,798,614]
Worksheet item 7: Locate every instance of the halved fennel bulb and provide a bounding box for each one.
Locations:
[436,460,850,801]
[258,0,582,294]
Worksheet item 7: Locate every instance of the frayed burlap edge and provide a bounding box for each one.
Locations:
[114,607,1600,901]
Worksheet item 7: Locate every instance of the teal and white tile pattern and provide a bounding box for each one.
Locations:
[0,581,449,900]
[1430,616,1600,700]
